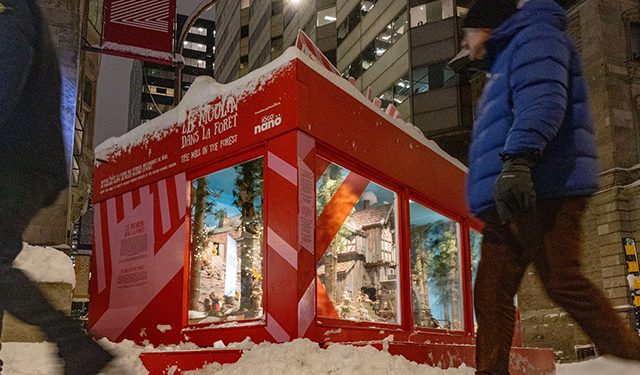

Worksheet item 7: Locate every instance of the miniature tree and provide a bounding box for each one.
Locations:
[189,173,224,313]
[411,223,433,324]
[233,159,263,315]
[189,177,207,311]
[427,223,459,329]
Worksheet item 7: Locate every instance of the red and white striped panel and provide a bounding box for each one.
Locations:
[297,133,316,337]
[91,173,187,340]
[110,0,172,32]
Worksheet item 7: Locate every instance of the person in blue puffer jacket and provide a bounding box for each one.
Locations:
[461,0,640,373]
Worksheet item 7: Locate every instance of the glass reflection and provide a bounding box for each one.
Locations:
[188,158,264,324]
[316,160,400,324]
[410,201,463,330]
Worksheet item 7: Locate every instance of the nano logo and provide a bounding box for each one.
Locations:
[255,113,282,134]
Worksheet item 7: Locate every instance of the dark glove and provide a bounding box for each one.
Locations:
[493,157,536,223]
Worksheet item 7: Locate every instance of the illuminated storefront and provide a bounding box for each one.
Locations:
[90,45,553,374]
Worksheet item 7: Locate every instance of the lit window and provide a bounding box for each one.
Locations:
[317,7,336,27]
[412,62,456,93]
[184,57,207,69]
[189,26,207,36]
[410,201,463,331]
[316,158,400,325]
[240,55,249,70]
[410,0,445,27]
[380,74,410,108]
[146,85,174,97]
[345,8,407,80]
[271,36,283,53]
[188,157,264,324]
[183,41,207,52]
[361,0,376,14]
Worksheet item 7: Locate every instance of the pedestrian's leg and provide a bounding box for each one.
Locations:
[0,181,113,375]
[475,211,530,375]
[0,234,113,374]
[518,197,640,360]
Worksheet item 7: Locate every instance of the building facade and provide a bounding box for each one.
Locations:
[129,15,216,130]
[25,0,103,249]
[213,0,475,162]
[214,0,318,84]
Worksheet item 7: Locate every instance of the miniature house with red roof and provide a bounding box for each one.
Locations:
[90,36,554,374]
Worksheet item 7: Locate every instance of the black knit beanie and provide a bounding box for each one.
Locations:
[462,0,518,29]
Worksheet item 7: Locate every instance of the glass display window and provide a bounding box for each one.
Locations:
[316,158,400,324]
[188,157,264,324]
[409,201,463,331]
[470,228,482,332]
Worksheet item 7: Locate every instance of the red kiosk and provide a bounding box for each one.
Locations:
[91,39,554,374]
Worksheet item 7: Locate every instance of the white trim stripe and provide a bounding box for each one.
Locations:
[175,173,186,220]
[158,179,172,234]
[268,227,298,270]
[298,279,315,337]
[268,151,298,186]
[266,313,290,343]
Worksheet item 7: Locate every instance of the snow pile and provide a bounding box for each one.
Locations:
[13,243,75,288]
[94,50,293,162]
[2,337,640,374]
[0,342,60,375]
[0,339,148,375]
[556,355,640,375]
[182,339,475,375]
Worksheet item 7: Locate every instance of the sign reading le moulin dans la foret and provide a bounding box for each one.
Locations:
[94,59,298,203]
[180,95,239,164]
[97,94,242,200]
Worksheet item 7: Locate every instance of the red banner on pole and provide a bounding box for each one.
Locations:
[102,0,177,65]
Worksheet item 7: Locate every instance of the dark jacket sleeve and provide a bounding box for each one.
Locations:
[0,3,35,133]
[503,25,571,157]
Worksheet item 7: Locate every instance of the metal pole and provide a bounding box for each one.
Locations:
[173,0,220,106]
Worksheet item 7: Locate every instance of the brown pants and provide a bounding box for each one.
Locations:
[475,197,640,375]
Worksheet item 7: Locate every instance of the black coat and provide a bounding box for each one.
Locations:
[0,0,68,205]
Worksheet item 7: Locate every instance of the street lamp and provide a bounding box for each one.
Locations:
[173,0,219,106]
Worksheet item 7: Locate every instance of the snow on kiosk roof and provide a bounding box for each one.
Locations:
[91,46,553,374]
[93,47,467,205]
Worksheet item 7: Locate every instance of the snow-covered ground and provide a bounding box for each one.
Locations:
[1,337,640,375]
[5,240,640,374]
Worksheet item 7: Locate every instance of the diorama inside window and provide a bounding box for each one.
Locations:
[470,228,482,331]
[316,159,400,324]
[188,157,264,324]
[409,201,463,330]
